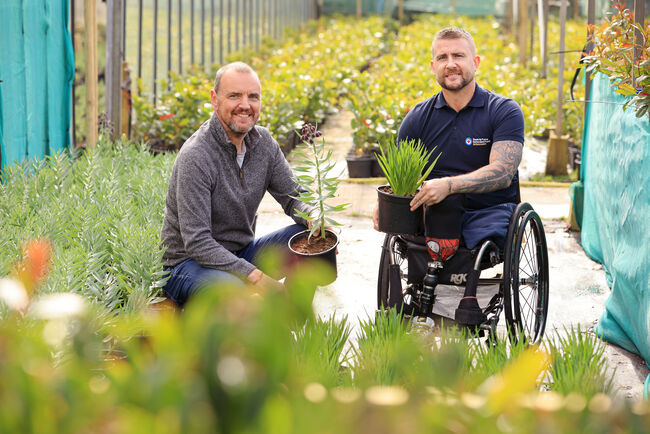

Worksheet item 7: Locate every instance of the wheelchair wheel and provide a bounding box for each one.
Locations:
[503,205,549,344]
[377,234,411,311]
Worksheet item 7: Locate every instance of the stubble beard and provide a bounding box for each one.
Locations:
[439,73,473,91]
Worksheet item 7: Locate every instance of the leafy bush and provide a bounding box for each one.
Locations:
[583,3,650,119]
[131,69,214,151]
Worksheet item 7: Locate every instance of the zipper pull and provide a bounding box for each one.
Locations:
[239,168,243,178]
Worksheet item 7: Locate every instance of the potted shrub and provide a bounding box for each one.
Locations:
[288,123,349,285]
[376,138,439,234]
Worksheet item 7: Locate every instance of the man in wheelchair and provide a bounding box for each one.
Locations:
[373,27,548,340]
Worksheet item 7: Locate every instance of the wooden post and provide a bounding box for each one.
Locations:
[504,0,513,35]
[121,61,131,138]
[106,0,123,139]
[518,0,529,66]
[451,0,456,14]
[356,0,361,17]
[398,0,404,24]
[555,0,566,137]
[546,0,568,176]
[84,0,98,147]
[585,0,595,116]
[538,0,548,78]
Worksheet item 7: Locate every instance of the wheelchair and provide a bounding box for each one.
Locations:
[377,202,549,344]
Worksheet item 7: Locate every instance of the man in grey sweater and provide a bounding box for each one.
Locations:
[160,62,312,306]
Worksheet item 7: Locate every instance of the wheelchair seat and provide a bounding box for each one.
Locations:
[377,202,549,344]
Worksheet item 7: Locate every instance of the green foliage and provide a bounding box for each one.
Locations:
[377,138,439,196]
[0,141,173,312]
[583,3,650,120]
[131,69,214,151]
[131,16,393,151]
[291,315,353,387]
[0,269,643,432]
[353,307,423,387]
[546,326,615,397]
[293,124,348,240]
[347,14,587,151]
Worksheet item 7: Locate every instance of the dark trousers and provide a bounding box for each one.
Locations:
[162,224,305,306]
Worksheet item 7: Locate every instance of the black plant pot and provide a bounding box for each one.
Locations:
[288,229,339,285]
[371,151,386,178]
[346,153,374,178]
[377,185,423,235]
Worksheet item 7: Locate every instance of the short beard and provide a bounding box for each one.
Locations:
[228,119,256,135]
[439,75,472,91]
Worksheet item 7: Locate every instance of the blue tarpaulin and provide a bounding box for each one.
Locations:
[579,72,650,399]
[0,0,74,170]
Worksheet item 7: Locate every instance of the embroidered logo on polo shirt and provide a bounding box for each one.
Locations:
[465,137,490,146]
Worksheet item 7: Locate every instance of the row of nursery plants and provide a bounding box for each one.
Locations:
[0,140,173,312]
[346,14,588,155]
[1,232,646,432]
[132,16,394,151]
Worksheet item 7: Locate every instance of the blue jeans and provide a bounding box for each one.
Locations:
[162,224,305,306]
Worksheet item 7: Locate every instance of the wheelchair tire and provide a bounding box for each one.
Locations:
[503,206,549,344]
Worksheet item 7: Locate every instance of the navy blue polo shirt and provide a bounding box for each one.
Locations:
[397,84,524,210]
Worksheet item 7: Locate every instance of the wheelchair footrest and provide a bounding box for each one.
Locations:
[454,296,487,326]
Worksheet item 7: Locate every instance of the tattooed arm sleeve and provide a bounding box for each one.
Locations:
[447,140,523,195]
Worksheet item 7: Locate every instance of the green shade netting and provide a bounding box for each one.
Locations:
[0,0,74,170]
[581,72,650,399]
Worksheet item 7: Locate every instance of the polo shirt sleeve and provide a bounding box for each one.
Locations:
[492,99,525,145]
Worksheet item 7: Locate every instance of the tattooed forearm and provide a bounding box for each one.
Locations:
[449,140,523,194]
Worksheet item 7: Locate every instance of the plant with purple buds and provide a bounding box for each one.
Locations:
[293,123,348,241]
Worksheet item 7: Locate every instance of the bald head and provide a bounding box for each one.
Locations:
[213,62,260,93]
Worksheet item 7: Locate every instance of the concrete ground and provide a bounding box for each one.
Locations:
[256,109,648,402]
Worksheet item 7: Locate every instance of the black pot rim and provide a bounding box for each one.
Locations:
[376,184,417,199]
[288,229,340,256]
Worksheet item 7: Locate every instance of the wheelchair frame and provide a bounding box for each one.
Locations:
[377,202,550,344]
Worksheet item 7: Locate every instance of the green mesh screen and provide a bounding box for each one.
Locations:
[0,0,74,170]
[580,72,650,399]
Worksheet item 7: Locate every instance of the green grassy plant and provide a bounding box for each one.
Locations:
[377,138,439,196]
[291,315,353,387]
[546,326,615,397]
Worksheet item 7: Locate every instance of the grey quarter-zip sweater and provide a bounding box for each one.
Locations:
[161,113,312,279]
